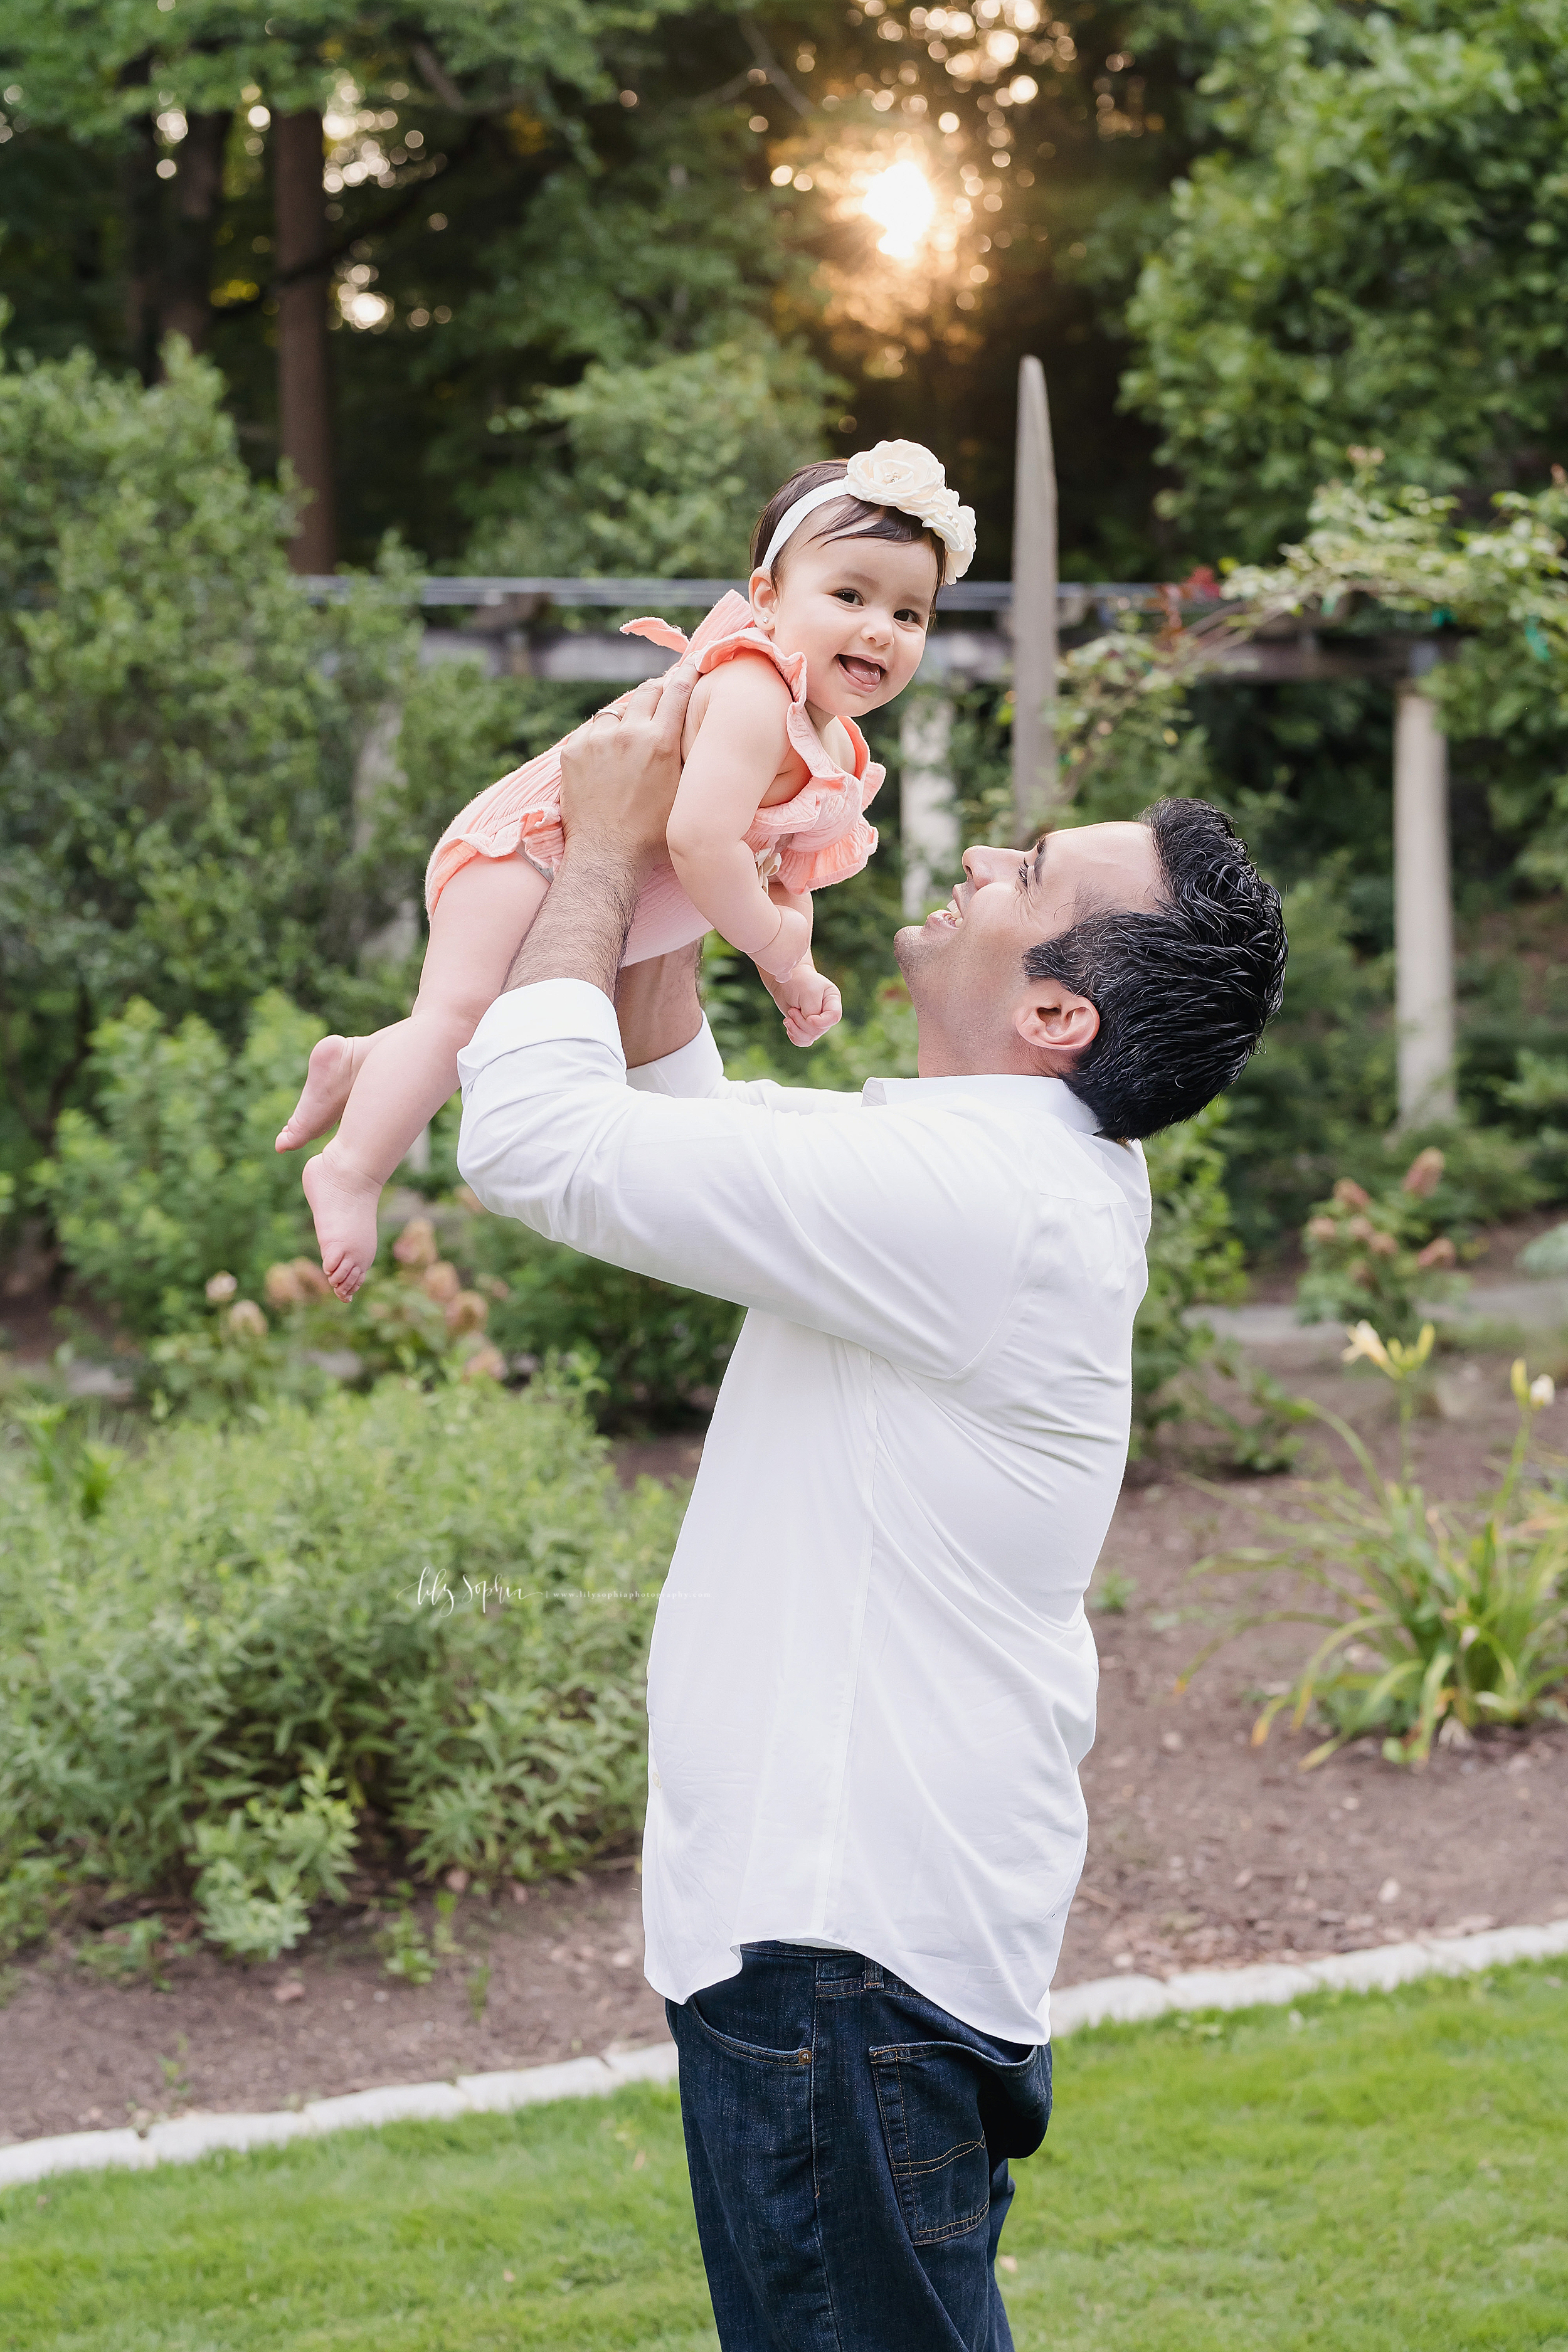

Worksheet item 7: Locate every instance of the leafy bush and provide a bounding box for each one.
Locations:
[0,1377,685,1958]
[1296,1126,1542,1338]
[189,1761,359,1964]
[0,339,416,1165]
[1297,1150,1468,1342]
[1133,1102,1248,1446]
[34,992,326,1334]
[470,334,835,578]
[1187,1329,1568,1766]
[461,1216,741,1422]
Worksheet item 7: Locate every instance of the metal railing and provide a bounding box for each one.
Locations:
[301,575,1163,618]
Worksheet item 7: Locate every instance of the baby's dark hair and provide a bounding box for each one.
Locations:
[751,460,945,585]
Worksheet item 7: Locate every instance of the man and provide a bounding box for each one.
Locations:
[455,662,1286,2350]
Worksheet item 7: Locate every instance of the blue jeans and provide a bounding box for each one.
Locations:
[665,1941,1051,2351]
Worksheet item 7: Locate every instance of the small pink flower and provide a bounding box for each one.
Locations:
[1402,1148,1445,1198]
[393,1217,438,1270]
[264,1263,304,1307]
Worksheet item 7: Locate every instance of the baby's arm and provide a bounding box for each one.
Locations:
[664,662,812,982]
[763,956,843,1049]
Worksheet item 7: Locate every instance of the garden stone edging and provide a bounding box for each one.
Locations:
[4,1919,1565,2192]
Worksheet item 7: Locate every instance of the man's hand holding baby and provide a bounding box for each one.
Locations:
[558,659,699,877]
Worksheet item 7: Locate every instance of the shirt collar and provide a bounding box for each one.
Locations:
[861,1071,1106,1135]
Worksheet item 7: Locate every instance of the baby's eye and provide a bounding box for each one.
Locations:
[834,587,863,605]
[895,608,926,627]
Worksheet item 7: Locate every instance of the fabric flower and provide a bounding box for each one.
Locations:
[846,439,946,512]
[844,439,977,582]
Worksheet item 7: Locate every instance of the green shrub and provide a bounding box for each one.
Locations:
[1188,1331,1568,1765]
[0,1377,684,1957]
[0,340,416,1166]
[35,992,326,1334]
[467,1226,742,1422]
[189,1760,359,1963]
[470,334,835,578]
[1297,1150,1468,1342]
[1298,1118,1544,1335]
[1133,1103,1248,1444]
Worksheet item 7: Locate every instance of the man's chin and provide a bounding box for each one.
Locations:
[891,922,926,976]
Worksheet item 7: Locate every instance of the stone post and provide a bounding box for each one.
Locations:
[1394,665,1458,1123]
[900,692,959,916]
[1010,355,1058,842]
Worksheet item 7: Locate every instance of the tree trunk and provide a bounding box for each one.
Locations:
[273,109,336,573]
[161,110,231,356]
[119,60,164,387]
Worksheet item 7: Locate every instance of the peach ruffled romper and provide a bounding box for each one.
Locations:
[423,590,884,964]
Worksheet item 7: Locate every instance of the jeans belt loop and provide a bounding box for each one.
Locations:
[864,1957,883,1991]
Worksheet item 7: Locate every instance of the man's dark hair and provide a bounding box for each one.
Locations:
[1025,798,1286,1141]
[751,460,945,586]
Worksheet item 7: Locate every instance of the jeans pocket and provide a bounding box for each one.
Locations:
[687,1988,813,2070]
[868,2041,994,2246]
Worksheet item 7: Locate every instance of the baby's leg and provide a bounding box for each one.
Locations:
[276,1030,376,1154]
[302,855,549,1298]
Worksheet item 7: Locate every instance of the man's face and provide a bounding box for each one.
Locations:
[894,824,1163,1075]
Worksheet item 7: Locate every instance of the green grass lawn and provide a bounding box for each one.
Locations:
[3,1963,1565,2351]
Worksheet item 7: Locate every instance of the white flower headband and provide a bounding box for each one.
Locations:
[760,439,977,586]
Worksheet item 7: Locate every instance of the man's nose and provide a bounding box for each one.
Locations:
[962,844,1026,884]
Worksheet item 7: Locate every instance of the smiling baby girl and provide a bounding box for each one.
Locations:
[275,441,976,1298]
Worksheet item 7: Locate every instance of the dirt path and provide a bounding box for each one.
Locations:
[4,1353,1567,2146]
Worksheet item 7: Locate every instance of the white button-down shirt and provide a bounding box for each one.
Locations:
[457,978,1150,2044]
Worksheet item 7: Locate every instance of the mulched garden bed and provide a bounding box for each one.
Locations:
[4,1351,1566,2147]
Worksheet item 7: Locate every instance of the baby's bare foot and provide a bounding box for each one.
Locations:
[302,1146,381,1301]
[276,1035,357,1153]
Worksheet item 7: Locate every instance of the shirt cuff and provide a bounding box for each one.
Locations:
[625,1017,725,1098]
[457,979,624,1094]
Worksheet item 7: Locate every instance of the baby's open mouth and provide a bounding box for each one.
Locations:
[836,653,886,692]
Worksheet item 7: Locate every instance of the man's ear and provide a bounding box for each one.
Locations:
[1014,975,1099,1069]
[748,566,779,635]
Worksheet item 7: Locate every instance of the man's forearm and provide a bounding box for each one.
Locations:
[615,941,704,1067]
[503,845,643,1000]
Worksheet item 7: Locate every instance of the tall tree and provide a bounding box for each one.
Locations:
[0,0,699,567]
[0,2,1202,573]
[273,107,335,569]
[1123,0,1568,557]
